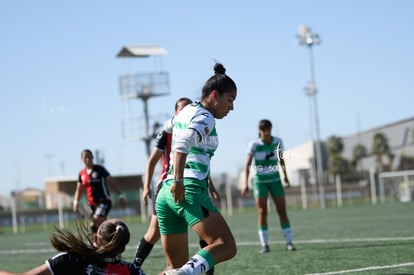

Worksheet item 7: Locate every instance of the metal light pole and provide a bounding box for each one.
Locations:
[297,24,325,209]
[117,45,170,158]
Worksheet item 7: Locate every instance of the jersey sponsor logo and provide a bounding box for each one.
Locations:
[85,264,94,275]
[265,151,275,160]
[186,257,198,269]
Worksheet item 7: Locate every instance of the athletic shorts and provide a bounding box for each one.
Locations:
[156,178,220,235]
[90,201,111,217]
[253,178,285,198]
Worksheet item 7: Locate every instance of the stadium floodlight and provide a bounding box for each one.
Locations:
[297,24,326,209]
[116,45,170,158]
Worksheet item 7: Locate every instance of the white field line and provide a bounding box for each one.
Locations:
[306,262,414,275]
[2,236,413,255]
[189,236,414,247]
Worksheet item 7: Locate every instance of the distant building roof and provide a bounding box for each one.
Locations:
[116,45,167,57]
[343,116,414,140]
[342,116,414,157]
[44,173,142,183]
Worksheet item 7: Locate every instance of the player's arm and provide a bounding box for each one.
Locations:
[241,154,253,196]
[142,148,163,205]
[208,176,220,201]
[279,156,290,187]
[142,129,168,204]
[276,142,290,187]
[0,263,51,275]
[170,150,187,204]
[73,183,84,213]
[171,126,201,204]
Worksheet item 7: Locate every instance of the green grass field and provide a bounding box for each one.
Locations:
[1,203,414,275]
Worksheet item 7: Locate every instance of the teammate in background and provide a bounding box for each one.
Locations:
[73,149,126,233]
[134,98,220,275]
[157,63,237,275]
[241,119,296,253]
[0,219,145,275]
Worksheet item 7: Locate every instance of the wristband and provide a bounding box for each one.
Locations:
[174,179,184,184]
[118,194,125,199]
[73,200,79,206]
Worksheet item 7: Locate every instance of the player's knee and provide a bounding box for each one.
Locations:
[258,207,267,216]
[226,240,237,260]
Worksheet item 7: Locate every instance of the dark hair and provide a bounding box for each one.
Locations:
[201,63,237,100]
[50,219,130,259]
[81,149,93,158]
[259,119,272,130]
[174,97,192,111]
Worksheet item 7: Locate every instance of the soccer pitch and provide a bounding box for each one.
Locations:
[1,203,414,275]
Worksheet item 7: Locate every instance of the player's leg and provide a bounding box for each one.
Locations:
[91,202,111,233]
[156,181,189,271]
[199,239,214,275]
[167,211,236,275]
[134,180,162,266]
[256,196,269,252]
[166,187,236,275]
[160,233,189,270]
[134,213,161,266]
[254,181,270,252]
[270,180,296,251]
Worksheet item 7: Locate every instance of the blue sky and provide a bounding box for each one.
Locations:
[1,1,413,195]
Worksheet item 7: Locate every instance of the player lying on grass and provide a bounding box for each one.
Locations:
[0,219,145,275]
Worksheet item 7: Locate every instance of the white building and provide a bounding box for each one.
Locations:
[286,116,414,186]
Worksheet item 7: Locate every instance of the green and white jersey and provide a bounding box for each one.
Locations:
[247,136,283,183]
[167,102,218,181]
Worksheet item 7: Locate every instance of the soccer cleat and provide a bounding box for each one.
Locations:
[286,243,296,251]
[259,244,270,253]
[163,268,187,275]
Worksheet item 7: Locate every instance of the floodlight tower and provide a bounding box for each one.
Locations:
[297,25,325,209]
[116,45,169,157]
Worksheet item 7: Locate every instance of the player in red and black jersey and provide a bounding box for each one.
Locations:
[73,149,126,233]
[133,98,192,268]
[0,219,145,275]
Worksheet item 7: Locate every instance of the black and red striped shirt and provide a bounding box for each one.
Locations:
[47,252,145,275]
[153,130,172,181]
[78,165,111,207]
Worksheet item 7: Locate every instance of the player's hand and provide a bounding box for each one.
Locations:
[209,184,221,201]
[241,186,249,197]
[170,182,185,204]
[73,201,79,213]
[284,176,291,188]
[142,185,151,205]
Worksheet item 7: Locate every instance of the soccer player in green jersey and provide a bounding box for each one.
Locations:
[157,63,237,275]
[241,119,296,253]
[133,97,220,275]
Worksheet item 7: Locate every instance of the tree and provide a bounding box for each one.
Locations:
[351,143,367,171]
[372,132,392,171]
[328,154,350,176]
[327,135,343,155]
[327,135,349,176]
